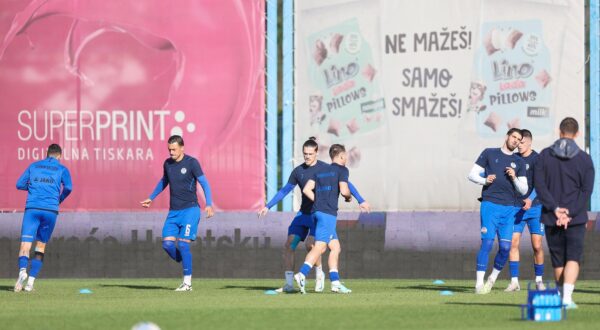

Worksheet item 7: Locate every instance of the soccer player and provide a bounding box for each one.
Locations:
[534,117,594,308]
[14,144,73,292]
[468,128,528,294]
[294,144,354,294]
[140,135,214,291]
[505,129,546,292]
[258,137,370,293]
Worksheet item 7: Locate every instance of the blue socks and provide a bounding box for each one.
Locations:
[476,239,494,271]
[299,263,312,276]
[493,240,511,270]
[162,240,182,262]
[534,263,544,276]
[330,271,340,282]
[18,256,28,271]
[178,241,192,276]
[510,261,520,278]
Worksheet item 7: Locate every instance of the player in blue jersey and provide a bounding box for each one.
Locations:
[141,135,214,291]
[468,128,528,294]
[258,138,370,293]
[505,129,546,292]
[14,144,73,292]
[294,144,354,294]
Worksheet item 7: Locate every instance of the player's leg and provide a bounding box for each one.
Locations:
[162,211,182,262]
[527,206,545,289]
[174,206,201,291]
[304,235,325,292]
[506,210,525,291]
[476,202,497,293]
[24,210,58,292]
[561,224,585,308]
[545,225,566,297]
[294,212,329,294]
[15,209,40,292]
[328,238,350,293]
[279,213,310,292]
[484,206,518,292]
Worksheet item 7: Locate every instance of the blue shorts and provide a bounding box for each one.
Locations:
[514,205,544,236]
[162,206,201,240]
[287,212,316,241]
[314,211,338,243]
[480,201,520,241]
[21,209,58,243]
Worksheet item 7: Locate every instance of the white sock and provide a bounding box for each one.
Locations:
[19,268,27,274]
[489,268,501,282]
[27,276,35,286]
[331,280,340,286]
[476,271,485,286]
[315,265,323,275]
[511,277,519,284]
[285,271,294,286]
[183,275,192,286]
[563,283,575,304]
[535,275,542,283]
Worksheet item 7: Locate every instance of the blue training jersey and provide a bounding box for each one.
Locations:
[475,148,526,207]
[156,154,206,210]
[16,157,72,212]
[288,160,330,214]
[310,163,349,216]
[517,150,540,206]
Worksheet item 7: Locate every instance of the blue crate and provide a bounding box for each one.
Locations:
[520,282,566,322]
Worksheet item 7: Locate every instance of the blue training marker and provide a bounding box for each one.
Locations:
[433,280,445,285]
[79,288,93,294]
[264,290,278,295]
[440,290,454,296]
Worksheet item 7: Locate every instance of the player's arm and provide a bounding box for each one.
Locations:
[507,161,528,195]
[467,164,490,185]
[141,172,168,208]
[197,175,214,218]
[302,180,316,202]
[568,159,595,220]
[16,166,30,191]
[348,181,370,213]
[339,167,351,200]
[59,168,73,203]
[258,183,295,217]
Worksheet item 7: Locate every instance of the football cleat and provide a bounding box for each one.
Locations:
[14,271,28,293]
[535,281,546,291]
[331,282,352,294]
[174,283,193,291]
[504,282,521,292]
[294,273,306,294]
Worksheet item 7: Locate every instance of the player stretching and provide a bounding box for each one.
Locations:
[141,135,214,291]
[506,129,546,292]
[468,128,528,294]
[295,144,353,294]
[258,138,369,293]
[14,144,73,292]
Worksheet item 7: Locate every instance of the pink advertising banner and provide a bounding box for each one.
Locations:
[0,0,265,211]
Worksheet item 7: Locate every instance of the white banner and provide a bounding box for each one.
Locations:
[294,0,585,211]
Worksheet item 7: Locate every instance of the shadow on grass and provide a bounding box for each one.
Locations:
[220,285,278,291]
[575,288,600,294]
[398,285,473,293]
[446,302,520,308]
[99,284,172,291]
[1,285,14,291]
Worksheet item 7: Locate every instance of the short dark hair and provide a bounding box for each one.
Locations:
[168,135,184,146]
[506,128,522,138]
[47,144,62,157]
[520,129,532,140]
[329,144,346,159]
[302,137,318,151]
[559,117,579,135]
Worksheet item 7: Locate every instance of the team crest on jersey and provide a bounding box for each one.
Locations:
[481,227,488,234]
[510,162,516,169]
[181,168,187,174]
[526,164,530,170]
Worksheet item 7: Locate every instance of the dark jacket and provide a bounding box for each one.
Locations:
[534,138,595,226]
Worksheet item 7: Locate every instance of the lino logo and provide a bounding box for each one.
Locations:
[170,111,196,137]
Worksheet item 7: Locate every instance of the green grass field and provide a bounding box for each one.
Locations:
[0,279,599,329]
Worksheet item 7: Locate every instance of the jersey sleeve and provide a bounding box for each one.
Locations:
[16,165,31,190]
[59,167,73,203]
[287,168,299,186]
[191,158,204,178]
[475,149,488,168]
[339,166,349,182]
